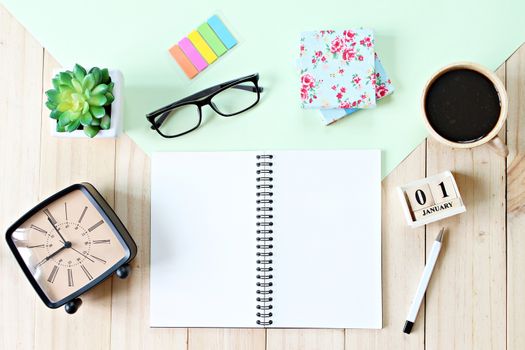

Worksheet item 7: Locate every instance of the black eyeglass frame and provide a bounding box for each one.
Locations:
[146,73,263,138]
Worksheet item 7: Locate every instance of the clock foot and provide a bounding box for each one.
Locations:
[64,298,82,314]
[116,264,131,279]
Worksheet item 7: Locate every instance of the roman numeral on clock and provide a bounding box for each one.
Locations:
[93,239,110,244]
[43,209,57,225]
[80,264,93,280]
[27,244,45,248]
[47,265,59,283]
[30,224,47,234]
[67,268,74,287]
[78,206,88,223]
[88,220,104,232]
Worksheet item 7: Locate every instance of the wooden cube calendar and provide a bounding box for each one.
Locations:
[397,171,466,228]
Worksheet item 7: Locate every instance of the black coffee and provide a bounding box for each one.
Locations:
[425,68,501,143]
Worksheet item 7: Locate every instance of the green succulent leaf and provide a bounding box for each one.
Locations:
[84,125,100,138]
[45,89,59,102]
[73,64,87,81]
[90,67,101,84]
[56,122,66,132]
[90,117,100,126]
[82,101,89,114]
[50,110,61,120]
[100,68,110,84]
[80,112,93,126]
[88,94,107,106]
[58,111,72,128]
[105,92,115,105]
[66,118,81,132]
[46,100,57,110]
[52,77,61,90]
[57,101,73,112]
[71,78,83,93]
[58,72,72,85]
[100,115,111,130]
[82,74,96,91]
[90,106,106,118]
[107,82,114,93]
[91,84,108,95]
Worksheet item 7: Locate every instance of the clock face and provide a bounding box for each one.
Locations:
[7,188,127,304]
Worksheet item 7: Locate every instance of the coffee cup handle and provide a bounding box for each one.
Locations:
[487,136,509,157]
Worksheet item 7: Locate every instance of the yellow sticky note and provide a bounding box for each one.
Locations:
[188,30,217,64]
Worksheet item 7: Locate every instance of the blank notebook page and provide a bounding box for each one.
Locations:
[270,150,381,328]
[150,150,381,328]
[151,152,257,327]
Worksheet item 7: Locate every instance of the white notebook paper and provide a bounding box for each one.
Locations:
[150,150,382,328]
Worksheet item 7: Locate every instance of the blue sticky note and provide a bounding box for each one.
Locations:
[207,15,237,49]
[320,53,395,125]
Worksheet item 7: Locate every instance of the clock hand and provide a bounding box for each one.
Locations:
[36,241,71,267]
[70,246,95,263]
[47,217,68,244]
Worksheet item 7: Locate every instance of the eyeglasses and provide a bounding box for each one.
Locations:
[146,73,263,138]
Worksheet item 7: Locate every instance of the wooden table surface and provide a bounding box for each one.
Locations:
[2,5,525,350]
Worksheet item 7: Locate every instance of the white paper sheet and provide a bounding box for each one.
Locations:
[150,150,381,328]
[269,150,382,328]
[150,152,257,327]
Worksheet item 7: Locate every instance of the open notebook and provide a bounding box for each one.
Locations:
[150,150,381,328]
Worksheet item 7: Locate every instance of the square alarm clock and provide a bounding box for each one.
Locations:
[5,183,137,313]
[397,171,466,228]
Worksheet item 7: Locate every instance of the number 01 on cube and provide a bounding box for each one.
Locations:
[397,171,466,228]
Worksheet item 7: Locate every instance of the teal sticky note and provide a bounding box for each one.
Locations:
[207,15,237,49]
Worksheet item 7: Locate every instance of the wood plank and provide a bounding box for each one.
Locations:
[267,329,343,350]
[424,66,507,350]
[506,43,525,350]
[33,51,116,350]
[345,143,426,349]
[111,135,187,349]
[189,329,265,350]
[0,4,43,349]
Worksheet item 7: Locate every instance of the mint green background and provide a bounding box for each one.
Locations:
[3,0,524,177]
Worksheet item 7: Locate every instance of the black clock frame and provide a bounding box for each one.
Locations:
[5,183,137,311]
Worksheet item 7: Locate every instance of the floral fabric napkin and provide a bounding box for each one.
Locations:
[320,53,395,125]
[299,29,376,109]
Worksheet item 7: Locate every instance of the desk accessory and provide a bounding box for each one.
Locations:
[422,62,508,157]
[151,150,381,328]
[397,171,466,228]
[45,64,123,138]
[403,227,445,334]
[146,73,262,138]
[320,53,394,125]
[299,29,376,110]
[168,15,237,79]
[5,183,137,314]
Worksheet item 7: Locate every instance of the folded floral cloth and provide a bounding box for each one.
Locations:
[320,53,394,125]
[299,29,376,110]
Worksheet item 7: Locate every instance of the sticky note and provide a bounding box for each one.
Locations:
[197,23,227,56]
[207,15,237,49]
[168,45,198,79]
[188,31,218,64]
[178,37,208,71]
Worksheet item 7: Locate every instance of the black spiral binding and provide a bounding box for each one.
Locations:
[256,154,274,326]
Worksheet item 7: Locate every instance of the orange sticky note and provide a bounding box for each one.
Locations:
[169,45,199,79]
[188,30,218,64]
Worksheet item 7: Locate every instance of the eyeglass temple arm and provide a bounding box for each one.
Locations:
[151,84,264,129]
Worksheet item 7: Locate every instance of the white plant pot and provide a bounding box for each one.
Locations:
[49,68,124,138]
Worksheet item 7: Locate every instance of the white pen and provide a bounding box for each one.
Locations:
[403,227,445,334]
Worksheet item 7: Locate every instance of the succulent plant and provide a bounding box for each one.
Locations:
[45,64,115,138]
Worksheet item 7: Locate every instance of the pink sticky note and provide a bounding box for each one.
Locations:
[178,37,208,71]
